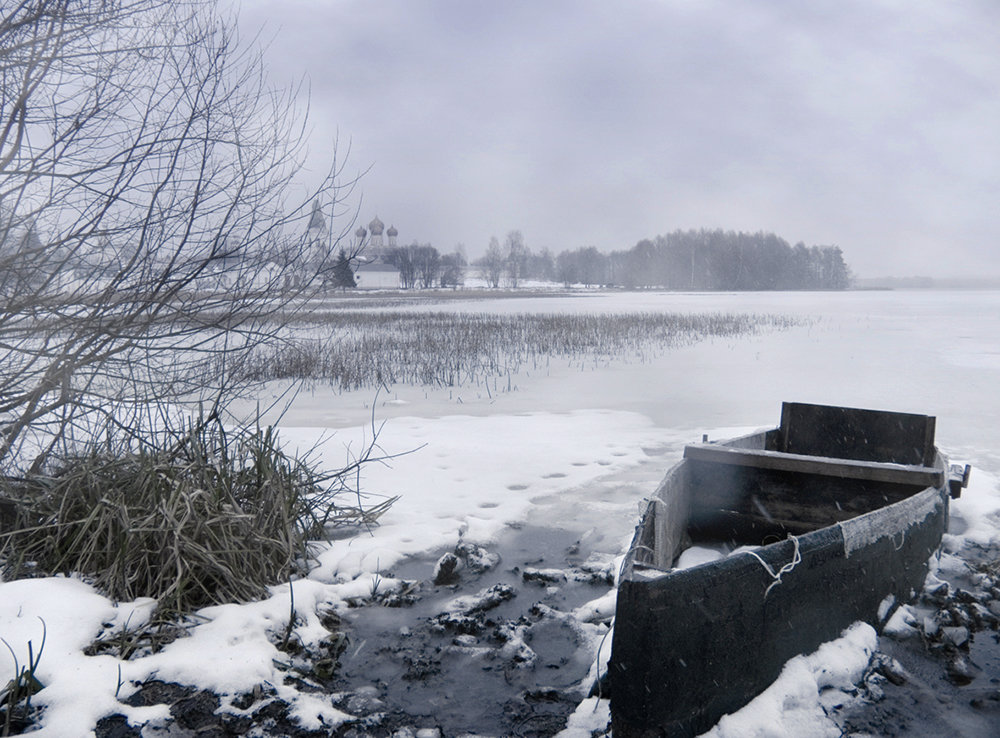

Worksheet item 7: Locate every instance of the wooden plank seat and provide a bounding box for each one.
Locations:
[683,443,944,488]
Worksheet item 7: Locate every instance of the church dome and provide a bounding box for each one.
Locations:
[355,226,367,239]
[386,225,398,237]
[368,216,384,236]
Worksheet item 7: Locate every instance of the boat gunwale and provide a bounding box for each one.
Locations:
[618,429,949,583]
[621,480,946,585]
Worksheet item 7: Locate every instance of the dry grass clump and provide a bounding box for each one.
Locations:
[236,310,800,390]
[0,419,393,619]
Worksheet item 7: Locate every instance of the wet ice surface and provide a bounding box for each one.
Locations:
[330,456,670,736]
[337,525,613,736]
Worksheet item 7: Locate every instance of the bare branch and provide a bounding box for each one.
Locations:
[0,0,358,471]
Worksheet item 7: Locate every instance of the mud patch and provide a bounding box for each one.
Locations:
[334,525,615,736]
[95,681,333,738]
[830,545,1000,738]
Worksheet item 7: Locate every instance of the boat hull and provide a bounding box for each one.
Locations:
[609,409,952,737]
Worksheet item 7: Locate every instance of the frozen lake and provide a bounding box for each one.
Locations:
[7,288,1000,736]
[278,288,1000,475]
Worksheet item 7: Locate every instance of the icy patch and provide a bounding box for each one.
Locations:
[877,594,896,622]
[522,567,567,584]
[573,589,617,624]
[495,621,536,667]
[555,696,611,737]
[883,603,921,639]
[441,583,516,618]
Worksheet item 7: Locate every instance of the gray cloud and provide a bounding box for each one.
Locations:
[239,0,1000,277]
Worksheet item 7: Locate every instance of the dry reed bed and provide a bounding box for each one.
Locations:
[237,311,801,390]
[1,420,393,622]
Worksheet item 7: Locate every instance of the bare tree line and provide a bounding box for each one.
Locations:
[463,229,852,290]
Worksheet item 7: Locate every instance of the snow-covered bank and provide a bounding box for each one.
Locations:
[282,410,669,580]
[0,408,672,736]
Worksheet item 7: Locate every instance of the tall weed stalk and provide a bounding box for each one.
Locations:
[0,621,45,737]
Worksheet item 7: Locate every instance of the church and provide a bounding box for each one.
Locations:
[301,204,403,289]
[352,216,403,289]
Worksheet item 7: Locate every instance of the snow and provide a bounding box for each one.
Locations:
[286,410,665,580]
[675,545,726,569]
[700,623,878,738]
[3,288,1000,735]
[557,697,611,738]
[0,579,170,736]
[943,467,1000,549]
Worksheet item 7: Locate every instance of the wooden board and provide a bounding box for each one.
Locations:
[778,401,936,466]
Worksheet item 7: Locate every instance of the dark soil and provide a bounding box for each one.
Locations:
[830,544,1000,738]
[95,680,333,738]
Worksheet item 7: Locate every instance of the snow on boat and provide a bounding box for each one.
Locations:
[609,402,971,737]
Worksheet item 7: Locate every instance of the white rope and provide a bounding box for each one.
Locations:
[743,534,801,597]
[591,617,614,703]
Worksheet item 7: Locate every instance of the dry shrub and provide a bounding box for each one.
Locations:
[0,419,394,618]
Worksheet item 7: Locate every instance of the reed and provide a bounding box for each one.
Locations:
[235,310,800,390]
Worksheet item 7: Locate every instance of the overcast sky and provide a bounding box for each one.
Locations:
[237,0,999,278]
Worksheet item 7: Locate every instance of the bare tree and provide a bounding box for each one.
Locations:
[478,236,505,288]
[504,230,527,288]
[414,244,440,289]
[439,247,466,288]
[387,245,417,289]
[0,0,356,472]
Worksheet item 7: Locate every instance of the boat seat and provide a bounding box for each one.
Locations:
[683,443,944,488]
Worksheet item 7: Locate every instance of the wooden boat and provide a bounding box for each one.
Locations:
[609,402,970,738]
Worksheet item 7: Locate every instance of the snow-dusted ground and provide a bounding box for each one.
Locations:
[3,289,1000,736]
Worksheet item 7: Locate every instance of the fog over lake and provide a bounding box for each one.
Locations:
[237,1,1000,280]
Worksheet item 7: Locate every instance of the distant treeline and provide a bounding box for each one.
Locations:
[554,230,852,290]
[385,229,853,291]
